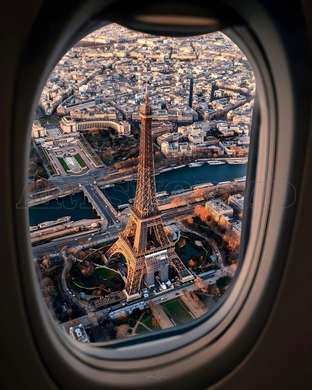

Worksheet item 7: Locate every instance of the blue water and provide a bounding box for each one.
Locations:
[103,163,247,208]
[29,164,247,225]
[29,192,98,226]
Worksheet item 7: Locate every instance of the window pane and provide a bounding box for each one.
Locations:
[29,23,255,344]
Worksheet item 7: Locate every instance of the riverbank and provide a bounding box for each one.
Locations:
[103,163,247,209]
[29,163,247,225]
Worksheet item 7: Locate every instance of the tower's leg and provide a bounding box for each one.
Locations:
[144,268,155,288]
[159,263,169,282]
[168,248,194,282]
[106,241,145,301]
[105,241,120,263]
[125,255,145,300]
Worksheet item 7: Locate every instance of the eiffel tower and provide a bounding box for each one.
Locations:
[106,90,193,300]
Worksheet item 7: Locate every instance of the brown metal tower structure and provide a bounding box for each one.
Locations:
[106,91,193,300]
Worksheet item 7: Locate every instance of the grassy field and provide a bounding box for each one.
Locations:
[39,115,60,126]
[162,298,193,325]
[74,153,87,168]
[95,267,118,279]
[136,313,159,335]
[57,157,70,173]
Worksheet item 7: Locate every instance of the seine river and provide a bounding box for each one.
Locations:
[29,192,98,226]
[29,163,247,226]
[103,163,247,209]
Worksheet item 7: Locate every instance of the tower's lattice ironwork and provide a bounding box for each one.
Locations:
[106,91,193,299]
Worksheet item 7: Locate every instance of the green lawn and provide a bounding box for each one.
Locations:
[39,115,60,126]
[74,153,87,168]
[162,298,193,325]
[57,157,70,173]
[136,313,158,335]
[95,267,118,279]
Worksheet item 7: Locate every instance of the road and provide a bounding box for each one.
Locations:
[32,226,119,259]
[49,166,113,186]
[31,203,196,259]
[31,200,203,259]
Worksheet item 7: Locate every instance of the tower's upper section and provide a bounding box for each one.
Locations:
[140,87,152,117]
[133,89,159,219]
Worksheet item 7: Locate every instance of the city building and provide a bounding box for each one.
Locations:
[32,121,47,138]
[204,199,234,230]
[60,116,131,135]
[228,193,244,215]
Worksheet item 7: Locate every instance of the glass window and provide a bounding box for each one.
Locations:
[28,23,255,345]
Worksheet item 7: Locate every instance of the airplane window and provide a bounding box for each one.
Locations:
[28,23,255,345]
